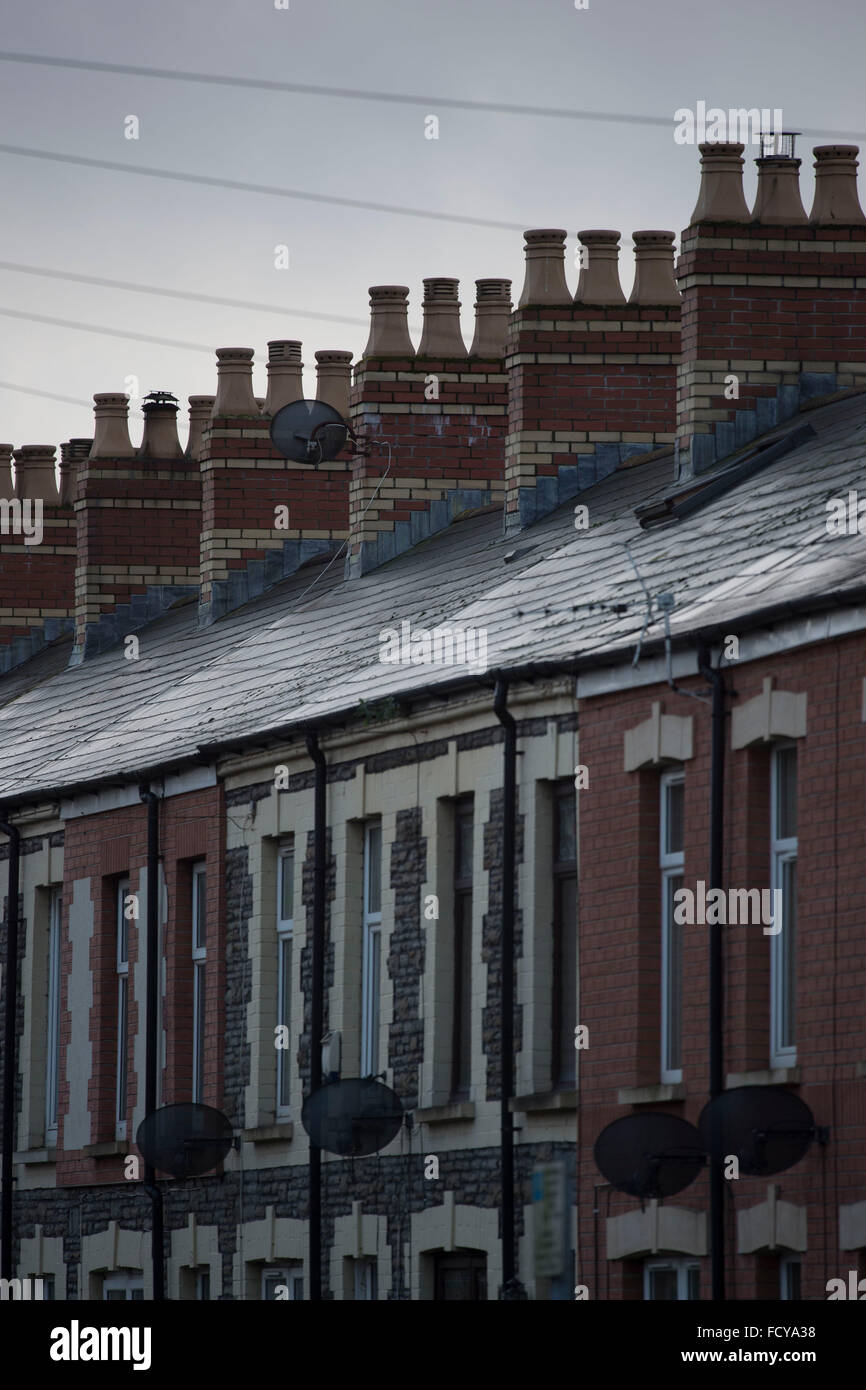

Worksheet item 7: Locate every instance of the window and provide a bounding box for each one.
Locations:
[196,1268,210,1301]
[103,1271,144,1301]
[45,887,62,1143]
[452,798,474,1098]
[770,743,797,1067]
[353,1259,378,1300]
[552,783,577,1088]
[433,1250,487,1301]
[261,1267,303,1300]
[780,1255,801,1300]
[116,879,131,1133]
[660,772,685,1084]
[361,821,382,1078]
[277,841,294,1114]
[191,863,207,1102]
[644,1257,700,1300]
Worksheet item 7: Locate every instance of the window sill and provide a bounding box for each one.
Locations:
[618,1082,686,1105]
[725,1067,800,1088]
[245,1122,294,1144]
[84,1140,128,1158]
[510,1090,577,1113]
[13,1148,57,1165]
[415,1102,475,1125]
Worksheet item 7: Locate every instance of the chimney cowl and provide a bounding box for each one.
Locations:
[575,229,626,305]
[363,286,415,357]
[13,444,58,502]
[315,349,353,418]
[809,145,866,225]
[264,340,304,416]
[629,231,681,305]
[138,391,183,459]
[470,278,512,356]
[751,155,808,225]
[211,347,259,418]
[417,277,467,356]
[186,396,216,460]
[689,142,751,224]
[518,229,570,307]
[89,393,134,459]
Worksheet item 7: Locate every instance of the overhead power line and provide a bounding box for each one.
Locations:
[0,144,526,232]
[0,306,215,352]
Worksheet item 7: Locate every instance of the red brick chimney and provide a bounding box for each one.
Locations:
[504,227,680,530]
[347,278,510,575]
[72,392,200,662]
[0,443,79,672]
[198,343,350,624]
[676,141,866,475]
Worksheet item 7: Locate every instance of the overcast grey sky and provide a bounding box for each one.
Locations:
[1,0,864,448]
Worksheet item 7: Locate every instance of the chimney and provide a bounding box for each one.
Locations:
[186,397,215,461]
[73,389,201,661]
[315,350,353,418]
[264,341,304,417]
[0,445,77,672]
[347,279,509,576]
[470,279,512,356]
[199,342,350,624]
[59,439,93,504]
[676,141,866,476]
[505,226,680,530]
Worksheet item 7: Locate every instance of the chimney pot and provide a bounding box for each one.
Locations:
[809,145,866,225]
[751,155,808,225]
[417,277,467,356]
[363,286,415,357]
[575,230,626,305]
[264,340,304,416]
[58,439,93,504]
[629,231,681,305]
[211,347,259,418]
[0,443,14,499]
[138,391,183,459]
[315,350,353,419]
[89,393,134,459]
[518,229,571,307]
[470,278,512,356]
[689,142,751,224]
[13,444,59,503]
[186,396,216,460]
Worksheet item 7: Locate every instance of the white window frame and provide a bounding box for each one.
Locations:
[353,1258,378,1300]
[770,742,798,1068]
[276,841,294,1116]
[116,879,131,1137]
[643,1256,700,1301]
[660,771,685,1085]
[191,862,207,1103]
[261,1266,303,1300]
[103,1271,144,1300]
[361,821,383,1079]
[45,887,63,1143]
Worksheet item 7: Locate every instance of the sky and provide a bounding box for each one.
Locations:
[1,0,864,450]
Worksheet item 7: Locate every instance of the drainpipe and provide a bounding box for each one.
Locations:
[0,813,20,1280]
[493,679,525,1299]
[305,732,326,1302]
[139,787,164,1301]
[697,648,727,1301]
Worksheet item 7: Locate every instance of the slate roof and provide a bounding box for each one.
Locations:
[2,392,866,806]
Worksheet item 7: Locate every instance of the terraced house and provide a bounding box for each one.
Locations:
[1,139,866,1300]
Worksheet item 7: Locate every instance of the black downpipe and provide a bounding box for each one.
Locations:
[139,788,164,1301]
[1,815,20,1280]
[493,679,525,1298]
[698,650,726,1301]
[305,732,326,1303]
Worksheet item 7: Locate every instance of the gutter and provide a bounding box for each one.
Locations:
[0,814,20,1280]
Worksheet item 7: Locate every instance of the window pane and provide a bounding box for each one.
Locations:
[118,887,129,963]
[664,780,684,856]
[278,937,292,1107]
[687,1266,700,1300]
[648,1267,678,1300]
[664,873,684,1073]
[46,893,62,1132]
[456,808,474,882]
[280,850,294,922]
[117,977,128,1120]
[555,791,576,864]
[780,858,797,1049]
[194,868,207,951]
[366,824,382,915]
[453,891,472,1093]
[554,874,577,1085]
[776,746,798,840]
[193,962,205,1101]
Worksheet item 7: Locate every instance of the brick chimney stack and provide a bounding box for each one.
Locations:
[505,226,680,530]
[347,279,509,576]
[0,444,77,671]
[676,141,866,476]
[73,391,200,662]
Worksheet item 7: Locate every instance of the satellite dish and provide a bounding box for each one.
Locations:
[302,1078,403,1157]
[594,1113,705,1199]
[136,1103,233,1179]
[269,398,349,463]
[699,1086,816,1176]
